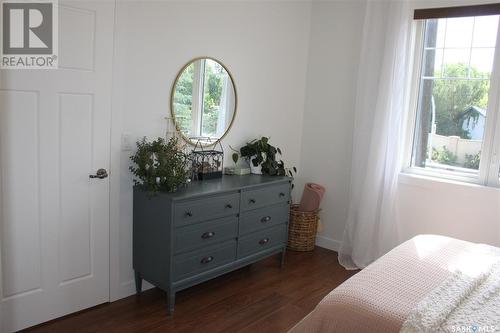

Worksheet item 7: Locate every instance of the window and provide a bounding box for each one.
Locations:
[407,6,500,187]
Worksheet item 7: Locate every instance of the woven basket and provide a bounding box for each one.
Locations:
[287,204,320,252]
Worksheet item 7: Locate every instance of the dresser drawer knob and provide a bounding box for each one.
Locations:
[185,211,193,217]
[279,192,286,197]
[201,231,215,239]
[261,216,272,223]
[225,204,233,209]
[259,238,269,245]
[200,256,214,264]
[249,199,256,204]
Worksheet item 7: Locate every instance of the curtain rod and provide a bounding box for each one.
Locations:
[414,3,500,20]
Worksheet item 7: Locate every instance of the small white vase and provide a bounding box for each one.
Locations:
[249,155,263,174]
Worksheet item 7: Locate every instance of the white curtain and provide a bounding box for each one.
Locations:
[216,76,235,137]
[338,0,413,269]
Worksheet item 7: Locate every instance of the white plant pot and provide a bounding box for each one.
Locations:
[249,154,264,174]
[250,162,262,174]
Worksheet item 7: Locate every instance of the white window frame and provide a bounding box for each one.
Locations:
[190,59,206,138]
[403,17,500,188]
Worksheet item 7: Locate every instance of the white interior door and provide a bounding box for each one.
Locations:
[0,1,115,331]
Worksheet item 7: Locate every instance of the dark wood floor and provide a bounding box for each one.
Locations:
[25,247,357,333]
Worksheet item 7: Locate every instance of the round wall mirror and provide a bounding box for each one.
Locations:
[171,57,237,146]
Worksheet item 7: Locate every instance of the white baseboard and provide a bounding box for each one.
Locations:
[315,235,341,252]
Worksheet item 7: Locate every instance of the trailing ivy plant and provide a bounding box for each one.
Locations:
[129,137,191,192]
[238,137,297,177]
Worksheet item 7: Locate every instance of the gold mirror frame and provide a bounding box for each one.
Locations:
[170,56,238,147]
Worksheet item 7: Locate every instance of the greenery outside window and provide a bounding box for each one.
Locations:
[406,13,500,187]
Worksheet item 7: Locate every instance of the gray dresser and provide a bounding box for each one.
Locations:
[133,175,291,314]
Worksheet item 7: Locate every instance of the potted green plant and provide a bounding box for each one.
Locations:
[238,137,296,177]
[129,137,191,192]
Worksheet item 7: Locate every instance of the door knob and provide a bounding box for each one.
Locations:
[89,168,108,179]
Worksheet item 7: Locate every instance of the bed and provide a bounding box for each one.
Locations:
[289,235,500,333]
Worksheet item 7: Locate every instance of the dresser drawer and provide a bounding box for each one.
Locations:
[237,224,287,259]
[240,182,290,211]
[239,203,289,235]
[173,240,237,281]
[174,216,238,254]
[174,193,240,226]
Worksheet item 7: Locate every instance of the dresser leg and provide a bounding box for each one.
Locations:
[134,271,142,294]
[280,249,286,267]
[167,290,175,315]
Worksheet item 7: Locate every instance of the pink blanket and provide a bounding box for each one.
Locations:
[289,235,489,333]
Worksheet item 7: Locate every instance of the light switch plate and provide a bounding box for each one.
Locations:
[122,133,133,151]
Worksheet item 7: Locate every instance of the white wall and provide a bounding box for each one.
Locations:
[110,0,312,300]
[398,175,500,246]
[297,0,366,250]
[109,0,500,302]
[304,0,500,252]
